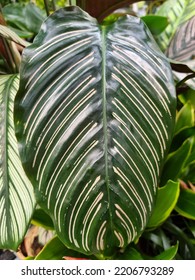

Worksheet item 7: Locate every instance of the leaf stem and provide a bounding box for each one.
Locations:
[44,0,50,16]
[176,73,195,88]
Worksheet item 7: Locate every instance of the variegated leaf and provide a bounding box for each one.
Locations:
[166,16,195,90]
[14,7,176,255]
[156,0,195,51]
[0,75,35,250]
[0,24,30,47]
[166,16,195,68]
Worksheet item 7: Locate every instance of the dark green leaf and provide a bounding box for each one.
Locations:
[31,208,54,230]
[14,7,176,256]
[170,127,195,152]
[182,162,195,183]
[160,137,193,186]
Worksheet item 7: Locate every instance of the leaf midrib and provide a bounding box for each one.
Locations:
[101,26,113,228]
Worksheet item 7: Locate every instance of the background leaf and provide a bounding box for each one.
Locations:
[175,188,195,219]
[160,137,193,186]
[174,101,194,134]
[35,236,90,260]
[2,3,46,40]
[0,75,35,250]
[141,15,169,36]
[156,0,195,51]
[153,243,178,260]
[147,181,180,228]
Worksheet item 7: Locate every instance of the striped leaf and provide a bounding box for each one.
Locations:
[0,24,30,47]
[166,15,195,89]
[14,7,176,256]
[0,75,35,250]
[156,0,195,51]
[166,16,195,71]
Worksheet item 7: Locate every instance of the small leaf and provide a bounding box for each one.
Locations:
[147,181,180,228]
[170,127,195,152]
[174,101,194,134]
[160,137,193,186]
[179,88,195,109]
[153,243,178,260]
[141,15,168,35]
[31,208,54,230]
[35,236,89,260]
[175,188,195,219]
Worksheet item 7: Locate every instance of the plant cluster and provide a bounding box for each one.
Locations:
[0,0,195,260]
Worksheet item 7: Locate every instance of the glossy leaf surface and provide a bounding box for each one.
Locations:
[147,181,180,228]
[15,7,176,255]
[175,188,195,219]
[0,75,35,250]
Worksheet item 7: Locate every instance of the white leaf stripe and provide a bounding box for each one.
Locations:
[113,166,147,228]
[112,112,158,188]
[15,8,176,254]
[37,92,96,186]
[112,45,172,116]
[96,220,107,251]
[24,51,95,142]
[0,75,35,249]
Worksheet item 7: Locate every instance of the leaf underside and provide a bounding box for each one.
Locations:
[0,75,35,250]
[14,7,176,255]
[166,16,195,68]
[156,0,195,52]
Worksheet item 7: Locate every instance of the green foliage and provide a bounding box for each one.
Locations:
[0,0,195,260]
[2,3,46,40]
[0,75,35,250]
[14,6,176,256]
[147,181,180,228]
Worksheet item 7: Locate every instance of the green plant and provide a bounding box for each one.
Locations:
[0,0,195,260]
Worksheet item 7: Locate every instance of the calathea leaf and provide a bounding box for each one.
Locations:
[0,75,35,250]
[14,7,176,256]
[156,0,195,52]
